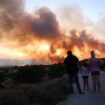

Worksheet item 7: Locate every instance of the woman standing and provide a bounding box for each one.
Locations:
[89,51,101,93]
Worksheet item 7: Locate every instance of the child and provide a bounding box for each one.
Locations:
[80,62,89,91]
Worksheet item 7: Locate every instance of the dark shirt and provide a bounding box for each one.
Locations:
[64,55,79,74]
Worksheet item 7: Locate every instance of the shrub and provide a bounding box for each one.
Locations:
[47,64,66,79]
[14,65,46,83]
[0,70,6,88]
[0,76,69,105]
[0,72,5,83]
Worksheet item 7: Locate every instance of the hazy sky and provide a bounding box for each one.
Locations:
[25,0,105,22]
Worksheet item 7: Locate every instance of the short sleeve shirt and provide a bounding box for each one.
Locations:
[89,58,100,72]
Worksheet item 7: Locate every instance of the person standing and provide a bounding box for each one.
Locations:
[88,50,102,93]
[64,50,84,94]
[80,62,90,91]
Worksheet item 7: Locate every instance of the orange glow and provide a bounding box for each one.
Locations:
[0,39,105,65]
[37,42,50,53]
[55,49,64,56]
[73,46,81,59]
[1,1,105,66]
[0,47,28,59]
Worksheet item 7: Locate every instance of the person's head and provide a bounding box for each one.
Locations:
[67,50,72,57]
[91,50,96,58]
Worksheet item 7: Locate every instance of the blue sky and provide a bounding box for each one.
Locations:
[25,0,105,22]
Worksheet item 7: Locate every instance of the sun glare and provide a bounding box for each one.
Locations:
[38,42,50,53]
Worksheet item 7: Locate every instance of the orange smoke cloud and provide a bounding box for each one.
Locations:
[0,0,105,66]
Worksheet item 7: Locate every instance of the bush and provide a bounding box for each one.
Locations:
[47,64,66,79]
[0,72,5,83]
[0,76,69,105]
[13,64,66,83]
[14,65,46,84]
[0,70,6,88]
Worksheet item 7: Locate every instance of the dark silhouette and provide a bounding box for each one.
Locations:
[64,50,84,94]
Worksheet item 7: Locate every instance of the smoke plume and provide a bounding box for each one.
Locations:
[0,1,105,65]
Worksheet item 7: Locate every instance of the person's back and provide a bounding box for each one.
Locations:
[64,50,84,94]
[64,53,79,74]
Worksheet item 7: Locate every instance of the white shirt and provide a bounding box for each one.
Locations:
[80,66,89,76]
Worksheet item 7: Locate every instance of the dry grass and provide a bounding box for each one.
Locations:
[0,75,69,105]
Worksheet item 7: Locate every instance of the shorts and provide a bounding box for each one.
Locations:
[91,71,100,76]
[82,76,89,79]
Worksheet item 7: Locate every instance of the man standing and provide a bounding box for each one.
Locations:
[64,50,84,94]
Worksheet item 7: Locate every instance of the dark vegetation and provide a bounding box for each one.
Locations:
[0,64,66,84]
[0,64,68,105]
[0,59,105,105]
